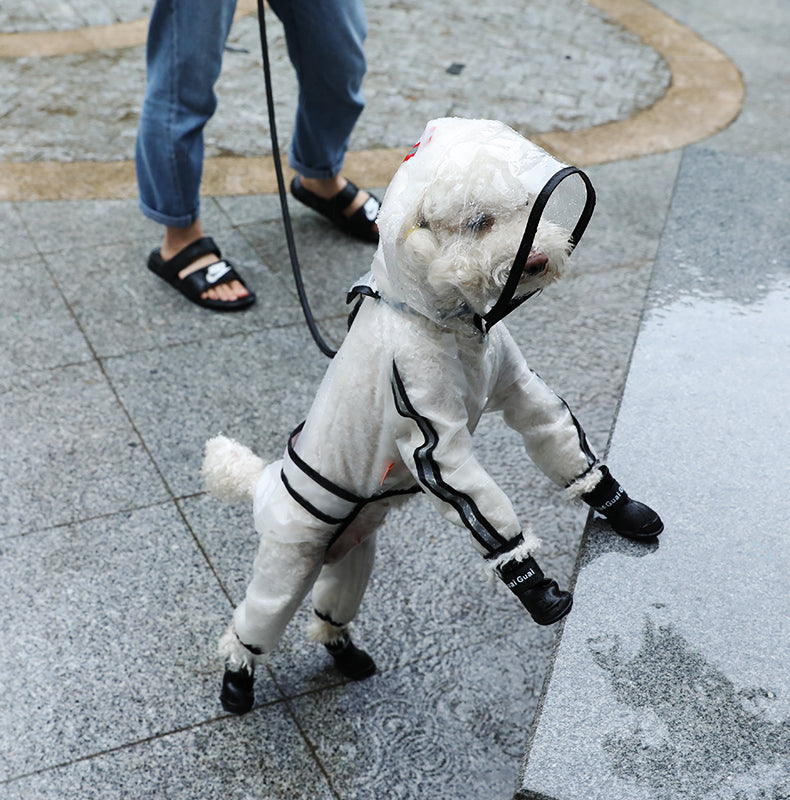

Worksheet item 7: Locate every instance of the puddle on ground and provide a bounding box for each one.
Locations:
[588,620,790,800]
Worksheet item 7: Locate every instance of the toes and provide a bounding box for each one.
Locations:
[202,280,249,303]
[224,280,248,301]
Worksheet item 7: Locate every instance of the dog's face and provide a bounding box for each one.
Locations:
[373,119,577,323]
[394,156,572,318]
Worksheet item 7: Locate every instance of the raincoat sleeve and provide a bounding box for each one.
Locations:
[389,356,523,558]
[492,339,598,488]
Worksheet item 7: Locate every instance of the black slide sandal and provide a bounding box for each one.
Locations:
[290,177,379,243]
[147,236,256,311]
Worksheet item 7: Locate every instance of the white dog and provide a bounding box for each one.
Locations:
[203,118,662,714]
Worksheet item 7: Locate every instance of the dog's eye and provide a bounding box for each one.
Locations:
[466,213,494,232]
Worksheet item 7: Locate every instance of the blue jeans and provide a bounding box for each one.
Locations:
[135,0,367,228]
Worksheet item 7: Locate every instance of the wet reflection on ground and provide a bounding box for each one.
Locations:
[589,620,790,800]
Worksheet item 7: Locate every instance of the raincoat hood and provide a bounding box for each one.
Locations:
[368,117,595,328]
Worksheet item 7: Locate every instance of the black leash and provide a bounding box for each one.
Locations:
[255,0,337,358]
[475,167,596,333]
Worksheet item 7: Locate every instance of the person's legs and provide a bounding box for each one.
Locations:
[268,0,377,231]
[136,0,250,304]
[268,0,367,178]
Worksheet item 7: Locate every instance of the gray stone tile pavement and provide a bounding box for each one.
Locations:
[1,0,787,798]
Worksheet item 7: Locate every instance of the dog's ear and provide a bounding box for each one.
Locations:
[399,221,472,311]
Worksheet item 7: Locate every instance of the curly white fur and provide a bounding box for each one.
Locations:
[486,528,543,574]
[209,119,605,659]
[218,625,259,670]
[306,612,349,646]
[395,169,571,318]
[202,435,266,503]
[565,466,604,500]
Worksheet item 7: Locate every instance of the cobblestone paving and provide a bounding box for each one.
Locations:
[0,0,154,31]
[0,0,670,163]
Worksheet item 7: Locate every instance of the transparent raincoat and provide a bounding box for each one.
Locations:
[231,118,602,653]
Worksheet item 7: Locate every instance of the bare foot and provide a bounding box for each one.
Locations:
[162,221,249,304]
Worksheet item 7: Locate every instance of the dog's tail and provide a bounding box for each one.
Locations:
[202,435,266,503]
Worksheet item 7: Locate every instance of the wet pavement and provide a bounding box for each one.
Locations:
[1,0,788,798]
[516,147,790,800]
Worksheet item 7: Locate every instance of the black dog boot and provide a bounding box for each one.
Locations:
[583,466,663,540]
[498,555,573,626]
[325,632,376,680]
[220,664,255,715]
